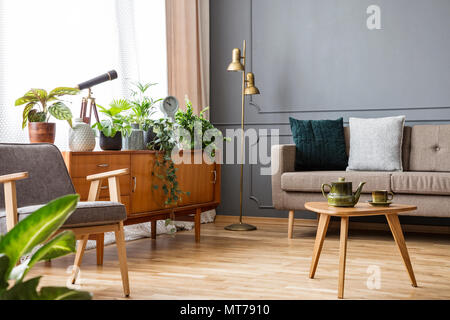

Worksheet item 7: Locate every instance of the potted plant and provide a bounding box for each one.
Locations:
[175,97,228,157]
[127,82,162,146]
[147,118,188,206]
[15,87,80,143]
[93,99,132,151]
[0,194,91,300]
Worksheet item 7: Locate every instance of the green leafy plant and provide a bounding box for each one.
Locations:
[175,97,228,157]
[0,194,92,300]
[127,82,162,130]
[93,99,132,137]
[15,87,80,129]
[147,118,189,206]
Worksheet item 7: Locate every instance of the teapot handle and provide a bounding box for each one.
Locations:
[321,184,332,200]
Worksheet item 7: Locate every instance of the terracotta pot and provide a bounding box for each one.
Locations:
[28,122,56,144]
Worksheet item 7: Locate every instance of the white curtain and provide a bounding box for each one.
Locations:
[0,0,167,148]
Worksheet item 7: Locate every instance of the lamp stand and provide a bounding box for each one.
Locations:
[224,40,257,232]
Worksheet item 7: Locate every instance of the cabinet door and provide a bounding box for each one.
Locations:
[176,162,215,206]
[131,154,171,214]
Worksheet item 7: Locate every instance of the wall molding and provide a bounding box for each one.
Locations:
[248,0,450,116]
[214,119,450,127]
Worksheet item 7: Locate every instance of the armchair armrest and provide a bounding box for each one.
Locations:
[0,172,29,183]
[86,168,129,181]
[0,171,28,232]
[271,145,296,209]
[86,168,129,203]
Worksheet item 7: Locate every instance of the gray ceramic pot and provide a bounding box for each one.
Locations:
[123,123,145,150]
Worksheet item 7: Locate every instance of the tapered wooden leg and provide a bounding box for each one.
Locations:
[309,213,331,278]
[338,217,349,299]
[115,222,130,297]
[385,213,417,287]
[71,235,89,284]
[288,210,294,239]
[195,208,201,243]
[151,220,157,239]
[96,233,104,266]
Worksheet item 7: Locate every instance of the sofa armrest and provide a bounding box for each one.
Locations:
[271,145,296,209]
[0,171,29,231]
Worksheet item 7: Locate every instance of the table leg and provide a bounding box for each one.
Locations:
[309,213,330,279]
[385,213,417,287]
[338,216,349,299]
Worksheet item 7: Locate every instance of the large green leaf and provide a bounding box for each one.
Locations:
[15,94,39,107]
[48,102,73,120]
[0,254,9,289]
[0,195,79,280]
[30,89,48,105]
[100,99,132,118]
[48,87,80,99]
[38,287,92,300]
[0,277,40,300]
[22,103,36,129]
[11,231,76,282]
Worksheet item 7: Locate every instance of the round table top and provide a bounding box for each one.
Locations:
[305,202,417,217]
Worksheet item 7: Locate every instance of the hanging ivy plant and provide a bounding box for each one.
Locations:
[147,118,189,206]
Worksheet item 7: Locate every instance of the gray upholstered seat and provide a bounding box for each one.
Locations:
[0,143,127,234]
[0,201,127,234]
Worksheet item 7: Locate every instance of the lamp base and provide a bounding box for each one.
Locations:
[224,223,257,231]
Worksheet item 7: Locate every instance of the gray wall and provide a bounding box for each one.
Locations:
[210,0,450,219]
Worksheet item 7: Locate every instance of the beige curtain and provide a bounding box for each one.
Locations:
[166,0,210,117]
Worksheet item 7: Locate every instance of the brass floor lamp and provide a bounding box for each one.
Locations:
[224,40,260,231]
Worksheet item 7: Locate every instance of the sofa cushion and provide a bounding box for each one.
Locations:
[289,117,348,171]
[343,126,412,170]
[391,172,450,195]
[409,124,450,172]
[0,201,127,234]
[347,116,405,171]
[281,171,392,193]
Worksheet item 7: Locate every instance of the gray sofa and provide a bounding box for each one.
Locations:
[272,124,450,237]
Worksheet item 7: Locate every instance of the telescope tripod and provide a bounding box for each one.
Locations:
[80,88,100,125]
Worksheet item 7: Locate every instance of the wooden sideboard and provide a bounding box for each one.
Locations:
[61,150,221,243]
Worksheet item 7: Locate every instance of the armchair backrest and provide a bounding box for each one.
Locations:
[0,143,75,209]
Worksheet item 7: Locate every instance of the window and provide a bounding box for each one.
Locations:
[0,0,167,148]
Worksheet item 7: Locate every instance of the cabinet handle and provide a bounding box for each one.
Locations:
[132,176,137,192]
[97,163,109,168]
[100,186,108,190]
[212,170,217,184]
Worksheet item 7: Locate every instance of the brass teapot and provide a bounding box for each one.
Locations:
[321,177,366,207]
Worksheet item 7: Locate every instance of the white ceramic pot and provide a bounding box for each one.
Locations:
[69,118,96,152]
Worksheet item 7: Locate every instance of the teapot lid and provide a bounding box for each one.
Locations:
[335,177,347,183]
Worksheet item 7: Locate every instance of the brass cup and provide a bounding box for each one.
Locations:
[372,190,394,203]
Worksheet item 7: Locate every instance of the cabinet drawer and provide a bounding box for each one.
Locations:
[70,154,130,178]
[99,195,130,216]
[73,175,131,200]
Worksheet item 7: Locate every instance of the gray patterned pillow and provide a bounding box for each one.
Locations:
[347,116,406,171]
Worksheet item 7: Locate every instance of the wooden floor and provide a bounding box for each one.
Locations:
[29,216,450,300]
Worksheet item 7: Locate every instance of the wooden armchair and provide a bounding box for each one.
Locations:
[0,143,130,297]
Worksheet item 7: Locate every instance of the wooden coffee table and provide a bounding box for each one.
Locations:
[305,202,418,299]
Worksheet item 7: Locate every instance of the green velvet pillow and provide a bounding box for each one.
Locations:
[289,117,348,171]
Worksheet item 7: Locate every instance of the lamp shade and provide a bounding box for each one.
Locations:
[244,72,260,95]
[227,48,244,71]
